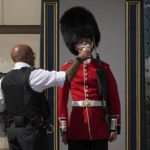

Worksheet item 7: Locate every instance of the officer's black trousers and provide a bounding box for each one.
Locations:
[68,140,108,150]
[7,122,49,150]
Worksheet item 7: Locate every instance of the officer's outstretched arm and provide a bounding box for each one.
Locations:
[65,50,91,83]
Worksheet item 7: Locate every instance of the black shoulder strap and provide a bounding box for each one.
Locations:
[96,53,107,96]
[96,53,110,122]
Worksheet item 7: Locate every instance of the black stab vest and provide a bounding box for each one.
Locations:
[1,67,50,119]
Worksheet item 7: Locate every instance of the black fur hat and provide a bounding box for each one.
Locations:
[60,6,100,55]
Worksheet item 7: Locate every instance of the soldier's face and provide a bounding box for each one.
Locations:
[75,38,92,52]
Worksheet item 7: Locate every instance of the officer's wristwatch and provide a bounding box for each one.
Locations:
[75,57,83,63]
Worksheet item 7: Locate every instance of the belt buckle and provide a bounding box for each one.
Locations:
[84,101,91,107]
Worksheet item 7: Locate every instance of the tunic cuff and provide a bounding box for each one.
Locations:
[59,118,68,136]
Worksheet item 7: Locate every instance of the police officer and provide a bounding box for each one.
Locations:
[58,7,121,150]
[0,44,91,150]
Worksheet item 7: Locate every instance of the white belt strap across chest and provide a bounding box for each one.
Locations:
[72,100,102,107]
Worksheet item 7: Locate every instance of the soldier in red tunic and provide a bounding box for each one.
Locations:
[58,7,121,150]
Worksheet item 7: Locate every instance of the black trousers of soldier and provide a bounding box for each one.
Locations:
[7,123,49,150]
[68,140,108,150]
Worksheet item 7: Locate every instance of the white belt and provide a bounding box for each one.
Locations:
[72,100,102,107]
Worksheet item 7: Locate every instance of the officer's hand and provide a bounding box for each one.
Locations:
[61,135,68,145]
[108,132,117,142]
[77,50,92,61]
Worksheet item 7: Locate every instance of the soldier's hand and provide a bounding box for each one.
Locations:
[61,135,68,145]
[108,132,117,142]
[77,50,92,61]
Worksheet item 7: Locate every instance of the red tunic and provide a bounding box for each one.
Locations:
[58,59,121,140]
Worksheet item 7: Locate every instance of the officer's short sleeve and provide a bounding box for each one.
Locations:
[30,69,66,93]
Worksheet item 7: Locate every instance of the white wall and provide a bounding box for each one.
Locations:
[59,0,125,150]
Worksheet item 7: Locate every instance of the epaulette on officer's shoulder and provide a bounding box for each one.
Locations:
[28,66,36,71]
[63,59,74,65]
[22,66,35,71]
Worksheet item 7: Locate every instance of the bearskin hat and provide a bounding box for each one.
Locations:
[60,6,100,55]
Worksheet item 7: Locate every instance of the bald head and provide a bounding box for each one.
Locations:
[11,44,35,66]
